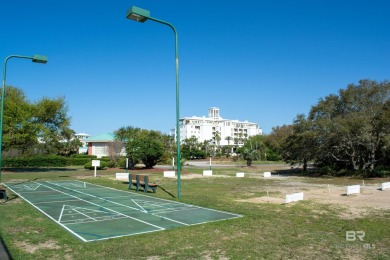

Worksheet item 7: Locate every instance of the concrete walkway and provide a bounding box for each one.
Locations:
[0,237,10,260]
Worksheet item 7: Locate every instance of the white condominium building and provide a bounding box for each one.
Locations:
[177,107,262,146]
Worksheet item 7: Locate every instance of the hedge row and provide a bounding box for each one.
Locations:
[70,154,97,159]
[3,156,105,167]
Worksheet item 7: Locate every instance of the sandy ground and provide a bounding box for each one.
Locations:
[230,173,390,219]
[179,162,390,219]
[174,170,390,216]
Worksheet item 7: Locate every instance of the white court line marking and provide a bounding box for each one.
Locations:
[60,205,122,221]
[73,180,243,218]
[128,200,191,226]
[132,200,197,214]
[141,201,192,210]
[150,213,190,226]
[6,181,165,242]
[5,180,242,241]
[150,207,197,214]
[42,181,165,230]
[71,207,98,221]
[34,184,41,190]
[35,199,80,205]
[49,181,89,189]
[73,180,244,226]
[63,216,129,225]
[58,205,66,222]
[19,184,38,191]
[46,181,143,212]
[13,190,56,194]
[48,180,242,226]
[47,181,191,226]
[104,195,133,199]
[131,199,148,213]
[72,187,110,191]
[4,183,87,242]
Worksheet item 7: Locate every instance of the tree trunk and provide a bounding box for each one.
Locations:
[303,158,307,172]
[247,159,252,166]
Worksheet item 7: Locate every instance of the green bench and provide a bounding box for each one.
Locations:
[128,174,158,193]
[128,174,138,190]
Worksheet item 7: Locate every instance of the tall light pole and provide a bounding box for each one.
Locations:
[126,6,182,198]
[0,54,48,183]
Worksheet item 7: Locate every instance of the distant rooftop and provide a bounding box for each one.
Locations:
[84,133,115,142]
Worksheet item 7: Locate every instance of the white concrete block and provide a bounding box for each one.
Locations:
[381,182,390,190]
[164,171,176,177]
[347,185,360,195]
[203,170,213,176]
[236,172,245,177]
[285,192,304,204]
[115,172,128,180]
[263,172,271,177]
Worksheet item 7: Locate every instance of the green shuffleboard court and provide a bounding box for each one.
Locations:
[4,180,242,242]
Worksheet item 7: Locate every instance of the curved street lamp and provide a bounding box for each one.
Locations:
[0,54,48,183]
[126,6,182,198]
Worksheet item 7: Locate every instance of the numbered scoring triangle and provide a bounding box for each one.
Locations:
[58,205,122,223]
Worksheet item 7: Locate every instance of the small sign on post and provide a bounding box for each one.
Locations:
[126,158,129,173]
[92,160,100,177]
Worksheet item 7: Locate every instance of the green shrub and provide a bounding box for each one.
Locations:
[3,155,67,167]
[231,155,239,162]
[180,159,187,167]
[318,166,333,175]
[118,157,127,168]
[71,154,97,159]
[368,166,390,178]
[106,161,116,168]
[67,158,91,166]
[3,155,93,167]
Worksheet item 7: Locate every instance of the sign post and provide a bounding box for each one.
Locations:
[92,160,100,177]
[126,158,129,173]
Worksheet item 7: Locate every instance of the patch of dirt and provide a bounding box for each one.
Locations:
[200,249,228,260]
[146,256,161,260]
[0,196,22,204]
[237,196,285,204]
[180,173,230,179]
[16,239,61,254]
[236,175,390,219]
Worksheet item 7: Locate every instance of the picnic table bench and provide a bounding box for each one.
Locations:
[128,174,158,193]
[0,187,8,201]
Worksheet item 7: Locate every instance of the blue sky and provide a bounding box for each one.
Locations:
[1,0,389,136]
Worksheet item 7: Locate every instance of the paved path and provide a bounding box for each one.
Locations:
[185,160,286,168]
[0,237,10,260]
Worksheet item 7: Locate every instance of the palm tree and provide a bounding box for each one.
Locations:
[225,136,232,145]
[240,147,261,166]
[214,131,221,146]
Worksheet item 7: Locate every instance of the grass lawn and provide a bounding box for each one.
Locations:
[0,165,389,259]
